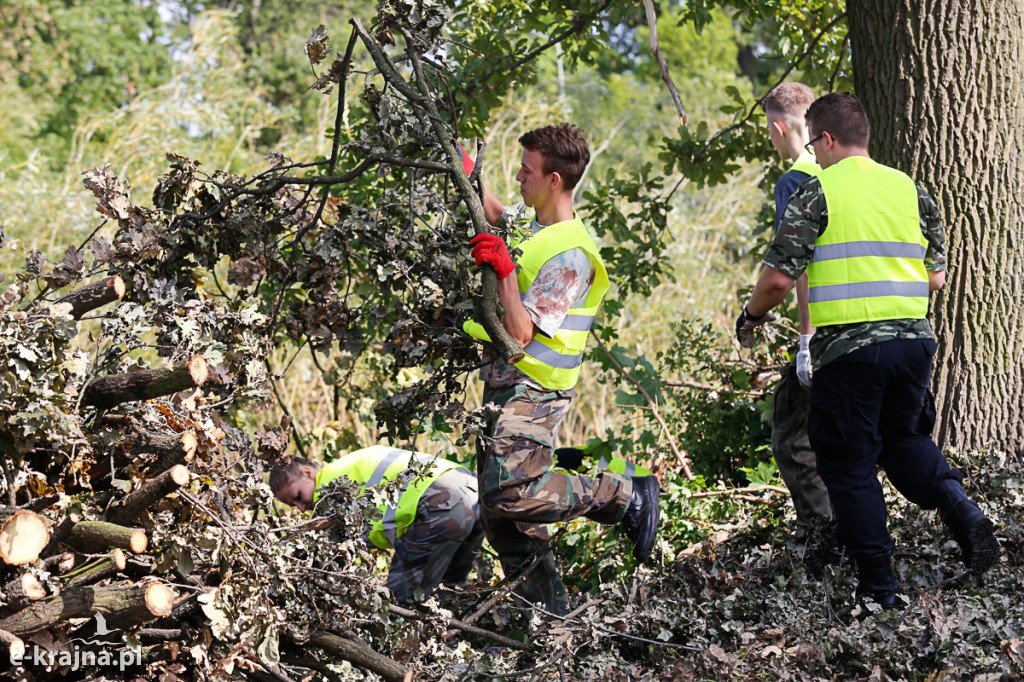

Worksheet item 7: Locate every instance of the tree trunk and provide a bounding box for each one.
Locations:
[0,581,176,637]
[848,0,1024,455]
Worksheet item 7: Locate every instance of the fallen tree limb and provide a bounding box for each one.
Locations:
[82,355,209,409]
[105,465,189,525]
[56,275,126,319]
[0,581,176,637]
[66,520,148,554]
[0,511,51,566]
[301,630,408,682]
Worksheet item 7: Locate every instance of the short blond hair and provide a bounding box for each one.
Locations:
[763,82,815,124]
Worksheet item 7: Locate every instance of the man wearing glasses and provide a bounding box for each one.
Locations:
[735,92,999,611]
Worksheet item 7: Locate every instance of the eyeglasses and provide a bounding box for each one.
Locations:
[805,133,825,154]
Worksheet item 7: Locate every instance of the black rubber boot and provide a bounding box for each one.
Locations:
[621,475,660,563]
[935,478,1000,575]
[854,553,901,611]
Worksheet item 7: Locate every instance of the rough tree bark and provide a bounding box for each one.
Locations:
[848,0,1024,455]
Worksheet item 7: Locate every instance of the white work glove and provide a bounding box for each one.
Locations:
[796,334,813,389]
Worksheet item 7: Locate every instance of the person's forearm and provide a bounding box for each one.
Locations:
[746,266,797,318]
[795,273,814,335]
[484,186,504,226]
[928,270,945,291]
[496,275,535,347]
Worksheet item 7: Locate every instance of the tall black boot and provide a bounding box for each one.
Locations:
[854,553,901,610]
[935,478,1000,575]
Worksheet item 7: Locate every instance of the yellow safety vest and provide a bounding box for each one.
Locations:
[789,149,820,179]
[315,446,463,550]
[806,156,929,327]
[463,216,610,390]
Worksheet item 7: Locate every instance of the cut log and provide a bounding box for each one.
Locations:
[105,465,189,525]
[60,550,127,591]
[0,511,50,566]
[305,631,408,682]
[0,581,176,637]
[38,551,76,573]
[0,628,24,661]
[40,513,79,557]
[90,429,198,481]
[67,520,148,554]
[56,275,126,319]
[1,572,47,611]
[151,431,199,474]
[82,355,209,409]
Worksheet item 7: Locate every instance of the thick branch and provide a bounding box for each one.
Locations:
[66,520,148,554]
[83,355,208,409]
[303,630,408,682]
[105,465,189,525]
[56,275,126,319]
[0,581,176,637]
[351,18,522,364]
[60,550,127,590]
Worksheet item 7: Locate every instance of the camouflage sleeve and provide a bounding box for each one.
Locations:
[762,177,826,279]
[917,185,946,271]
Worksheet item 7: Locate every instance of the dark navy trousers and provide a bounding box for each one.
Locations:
[808,338,959,558]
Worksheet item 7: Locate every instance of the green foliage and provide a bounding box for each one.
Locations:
[0,0,172,166]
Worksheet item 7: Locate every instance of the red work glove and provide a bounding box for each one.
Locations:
[469,233,515,279]
[454,140,475,176]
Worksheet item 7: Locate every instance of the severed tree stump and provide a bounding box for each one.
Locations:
[82,355,209,410]
[0,511,50,566]
[66,521,148,554]
[56,275,126,319]
[0,581,176,637]
[105,465,189,525]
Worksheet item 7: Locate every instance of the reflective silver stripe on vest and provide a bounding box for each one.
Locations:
[380,506,399,546]
[808,280,930,303]
[523,340,585,369]
[365,449,407,488]
[559,313,596,332]
[599,455,610,469]
[811,241,927,263]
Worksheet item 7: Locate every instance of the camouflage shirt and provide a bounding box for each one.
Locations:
[764,174,946,369]
[481,209,596,388]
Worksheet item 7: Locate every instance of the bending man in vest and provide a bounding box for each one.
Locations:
[463,123,660,616]
[761,83,834,531]
[270,446,483,605]
[735,92,999,610]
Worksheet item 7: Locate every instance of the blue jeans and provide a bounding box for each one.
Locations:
[808,339,959,558]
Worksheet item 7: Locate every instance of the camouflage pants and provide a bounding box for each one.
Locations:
[477,383,633,615]
[772,362,833,522]
[387,468,484,605]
